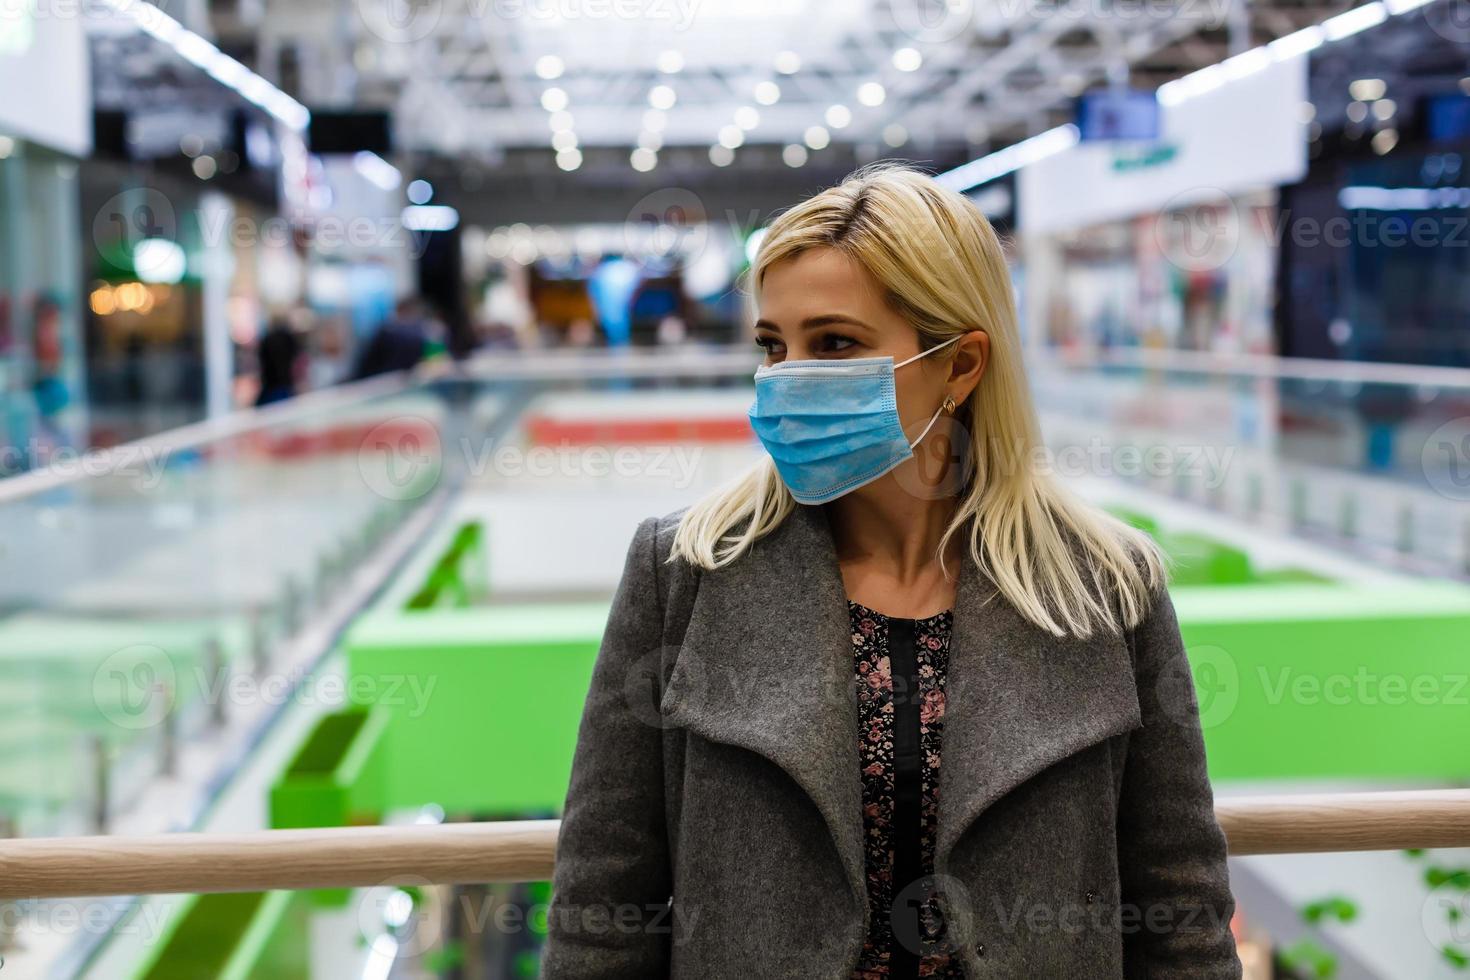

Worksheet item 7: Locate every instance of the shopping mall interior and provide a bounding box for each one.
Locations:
[3,0,1470,977]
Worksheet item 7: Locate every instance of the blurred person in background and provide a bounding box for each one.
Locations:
[543,164,1241,980]
[30,295,72,450]
[254,316,303,407]
[307,314,353,390]
[352,296,430,380]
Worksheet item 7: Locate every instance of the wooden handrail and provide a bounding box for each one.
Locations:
[2,791,1468,899]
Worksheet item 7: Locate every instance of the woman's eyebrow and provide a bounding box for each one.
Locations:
[754,314,873,332]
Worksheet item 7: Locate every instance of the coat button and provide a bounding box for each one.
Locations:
[1084,889,1097,904]
[974,941,985,956]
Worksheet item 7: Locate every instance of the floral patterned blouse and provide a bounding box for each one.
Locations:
[848,600,966,980]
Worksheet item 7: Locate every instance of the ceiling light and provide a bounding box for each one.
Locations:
[541,87,569,112]
[825,104,852,128]
[639,130,664,151]
[1372,128,1398,155]
[754,81,781,105]
[657,50,684,74]
[643,109,667,132]
[551,130,578,151]
[782,144,808,167]
[1349,78,1387,101]
[1322,2,1386,40]
[1346,101,1368,123]
[549,110,574,132]
[882,124,908,147]
[401,205,459,232]
[649,85,677,110]
[934,124,1080,192]
[631,147,658,172]
[857,82,886,107]
[804,125,830,150]
[709,144,735,167]
[734,106,760,130]
[556,148,582,171]
[535,55,564,80]
[893,48,922,72]
[407,179,433,204]
[774,51,801,74]
[1372,98,1396,120]
[718,124,745,149]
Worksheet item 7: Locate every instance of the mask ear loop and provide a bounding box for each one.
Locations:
[898,334,964,450]
[893,333,963,370]
[907,393,958,450]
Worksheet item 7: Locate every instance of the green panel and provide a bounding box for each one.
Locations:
[1158,531,1254,586]
[345,603,608,815]
[1176,582,1470,782]
[404,520,489,611]
[133,891,308,980]
[1105,506,1160,537]
[270,706,390,906]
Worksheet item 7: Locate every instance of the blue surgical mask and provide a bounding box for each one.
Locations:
[747,335,962,504]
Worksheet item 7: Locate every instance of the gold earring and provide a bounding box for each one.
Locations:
[943,395,957,414]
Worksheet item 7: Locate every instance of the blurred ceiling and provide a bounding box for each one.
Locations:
[91,0,1389,176]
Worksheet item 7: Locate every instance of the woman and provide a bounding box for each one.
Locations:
[541,165,1240,979]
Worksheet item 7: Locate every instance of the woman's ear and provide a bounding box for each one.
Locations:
[947,329,990,406]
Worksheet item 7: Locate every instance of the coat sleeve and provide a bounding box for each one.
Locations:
[1117,581,1242,979]
[541,516,673,979]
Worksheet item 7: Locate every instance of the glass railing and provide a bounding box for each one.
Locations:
[1030,347,1470,580]
[3,343,1469,979]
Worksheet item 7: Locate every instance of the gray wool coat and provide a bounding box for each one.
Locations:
[540,503,1242,979]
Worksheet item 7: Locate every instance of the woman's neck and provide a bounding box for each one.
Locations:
[825,484,963,616]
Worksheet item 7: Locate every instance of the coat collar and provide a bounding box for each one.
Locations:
[659,503,1142,906]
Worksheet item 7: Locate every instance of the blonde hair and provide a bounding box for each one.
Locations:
[671,163,1163,638]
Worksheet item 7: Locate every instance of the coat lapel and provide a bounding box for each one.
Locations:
[935,553,1142,870]
[659,503,1144,907]
[659,503,867,904]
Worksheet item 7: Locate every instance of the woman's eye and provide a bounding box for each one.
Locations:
[755,336,785,355]
[820,334,857,353]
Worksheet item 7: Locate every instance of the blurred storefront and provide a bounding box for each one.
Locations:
[1016,52,1310,356]
[83,22,293,442]
[1281,8,1470,367]
[0,9,91,472]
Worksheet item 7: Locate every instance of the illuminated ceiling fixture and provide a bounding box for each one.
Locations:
[97,0,309,129]
[893,48,922,72]
[631,147,658,172]
[535,55,564,80]
[134,239,187,284]
[734,106,760,130]
[541,87,569,112]
[882,124,909,148]
[657,50,685,74]
[709,145,735,167]
[1349,78,1387,101]
[782,144,808,167]
[402,206,460,232]
[649,85,677,110]
[556,148,583,171]
[718,125,745,149]
[804,126,830,150]
[754,81,781,105]
[774,51,801,75]
[857,82,886,107]
[825,104,852,128]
